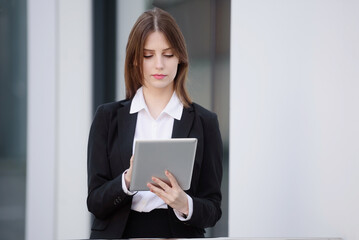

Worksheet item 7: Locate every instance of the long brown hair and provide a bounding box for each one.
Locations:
[124,7,191,108]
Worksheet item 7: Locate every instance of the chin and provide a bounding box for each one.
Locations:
[146,81,174,90]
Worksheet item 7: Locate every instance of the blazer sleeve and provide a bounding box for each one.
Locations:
[187,113,223,228]
[87,105,132,220]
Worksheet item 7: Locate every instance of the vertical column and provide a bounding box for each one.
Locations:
[229,0,359,238]
[26,0,57,239]
[57,0,92,238]
[27,0,92,239]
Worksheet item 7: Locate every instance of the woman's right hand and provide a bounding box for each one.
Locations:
[124,156,134,190]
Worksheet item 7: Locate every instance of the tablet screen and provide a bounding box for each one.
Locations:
[130,138,197,191]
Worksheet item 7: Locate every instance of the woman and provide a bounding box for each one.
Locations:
[87,7,223,239]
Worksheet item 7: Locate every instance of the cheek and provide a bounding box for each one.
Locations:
[143,62,151,75]
[170,60,179,73]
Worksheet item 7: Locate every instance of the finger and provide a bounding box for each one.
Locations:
[147,182,170,199]
[129,156,134,169]
[125,156,134,187]
[165,170,180,189]
[128,156,134,176]
[151,176,171,192]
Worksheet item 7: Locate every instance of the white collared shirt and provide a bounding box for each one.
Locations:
[121,87,193,221]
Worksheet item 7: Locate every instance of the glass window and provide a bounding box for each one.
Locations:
[0,0,27,239]
[115,0,230,236]
[95,0,230,236]
[151,1,230,236]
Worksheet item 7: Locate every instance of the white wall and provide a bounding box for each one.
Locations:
[26,0,92,239]
[229,1,359,239]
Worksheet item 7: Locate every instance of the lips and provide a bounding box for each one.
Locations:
[152,74,166,80]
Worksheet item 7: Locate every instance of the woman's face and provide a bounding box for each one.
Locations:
[142,31,179,92]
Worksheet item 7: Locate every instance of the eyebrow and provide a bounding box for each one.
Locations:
[143,47,173,52]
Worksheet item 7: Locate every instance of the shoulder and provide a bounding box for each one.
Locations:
[91,99,132,126]
[93,99,132,121]
[191,102,218,120]
[96,99,131,114]
[191,103,222,146]
[190,102,220,131]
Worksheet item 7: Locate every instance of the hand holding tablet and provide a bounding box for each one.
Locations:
[147,169,191,216]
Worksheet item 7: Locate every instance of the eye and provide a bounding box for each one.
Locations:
[164,54,174,58]
[143,55,153,58]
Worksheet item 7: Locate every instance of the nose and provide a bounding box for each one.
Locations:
[155,55,164,70]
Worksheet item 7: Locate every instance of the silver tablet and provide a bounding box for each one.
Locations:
[130,138,197,191]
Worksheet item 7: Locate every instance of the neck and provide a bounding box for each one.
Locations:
[142,86,174,119]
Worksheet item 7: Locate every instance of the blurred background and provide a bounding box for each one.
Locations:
[1,0,359,240]
[0,0,229,239]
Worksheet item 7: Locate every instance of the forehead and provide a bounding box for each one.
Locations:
[144,31,171,49]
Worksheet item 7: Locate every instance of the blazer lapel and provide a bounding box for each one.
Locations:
[172,105,195,138]
[117,100,137,168]
[117,102,194,167]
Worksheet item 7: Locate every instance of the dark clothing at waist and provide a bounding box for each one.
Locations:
[122,209,172,238]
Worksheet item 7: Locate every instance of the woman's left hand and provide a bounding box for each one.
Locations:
[147,170,189,216]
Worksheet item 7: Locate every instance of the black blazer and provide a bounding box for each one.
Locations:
[87,99,223,239]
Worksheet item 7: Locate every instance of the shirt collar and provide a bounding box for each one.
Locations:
[130,87,183,120]
[130,87,147,114]
[162,90,183,120]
